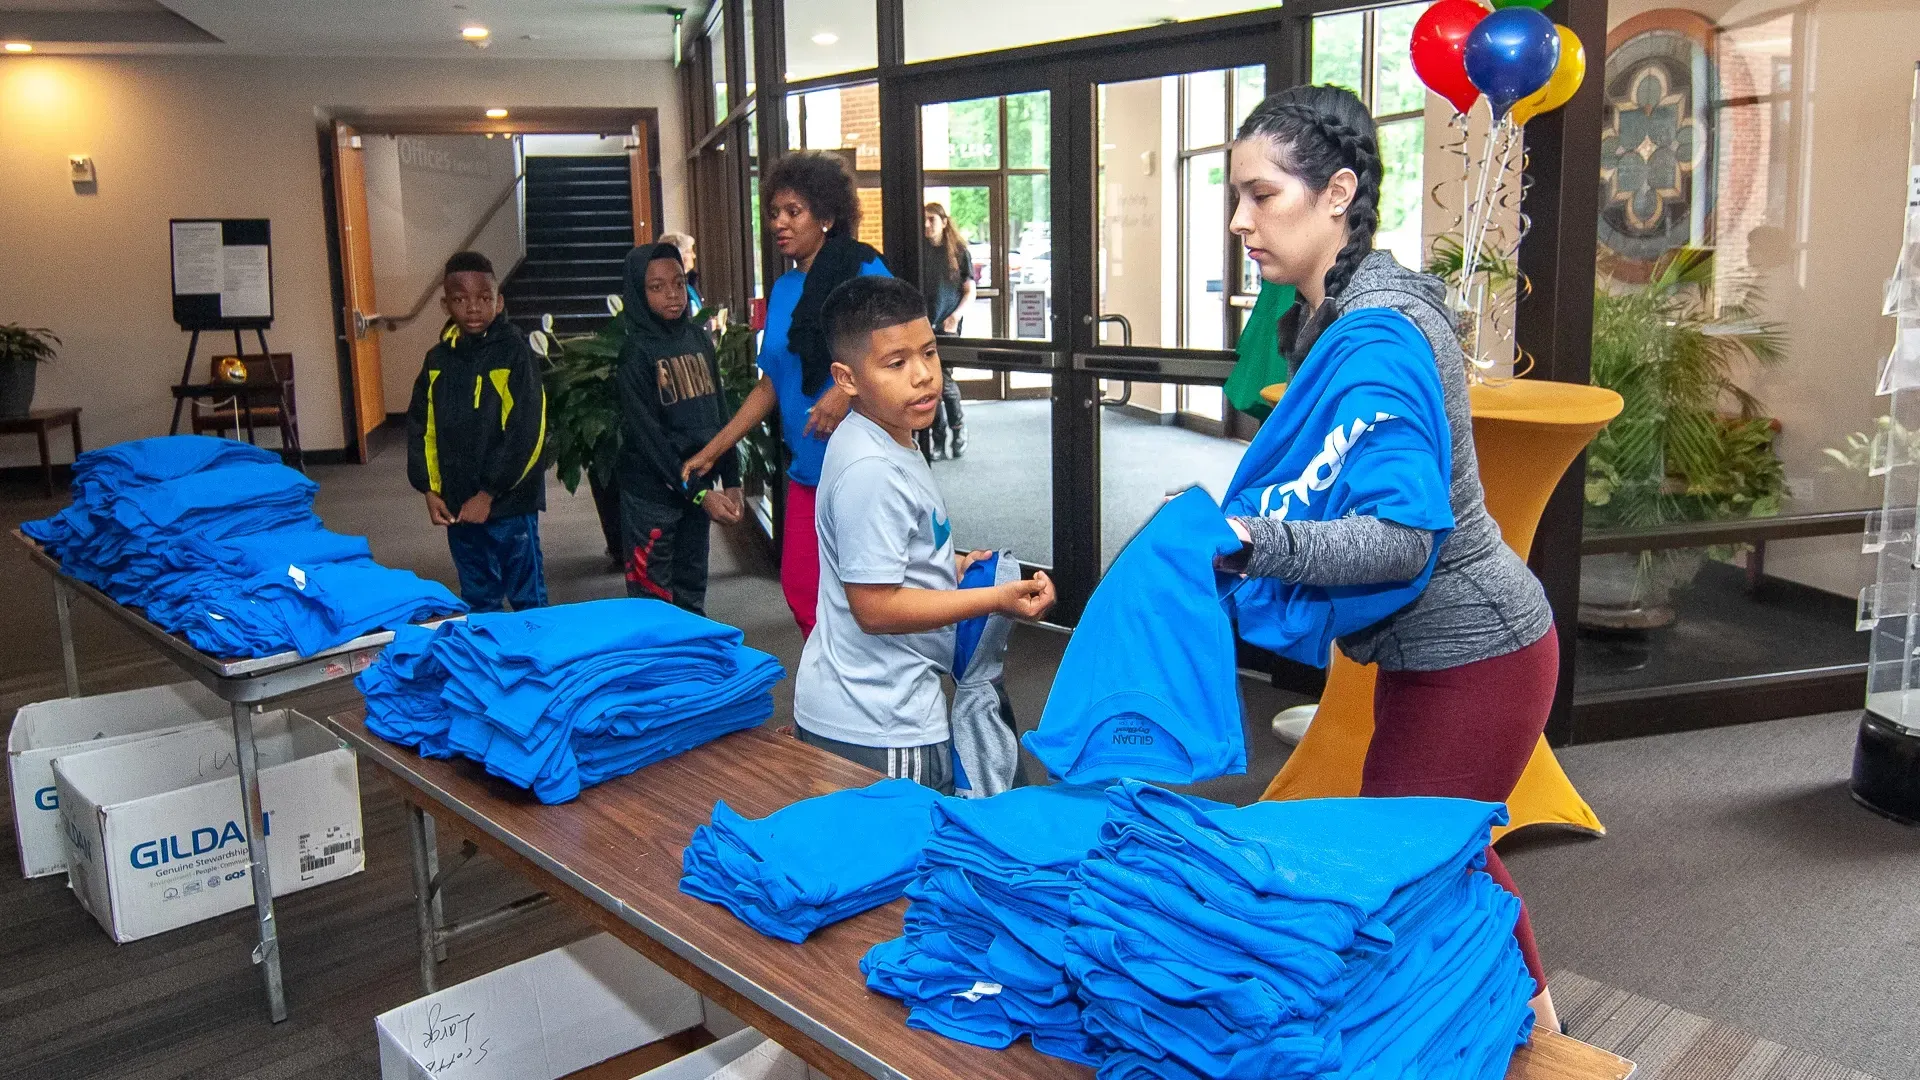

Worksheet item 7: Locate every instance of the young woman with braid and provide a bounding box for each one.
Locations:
[1217,85,1562,1031]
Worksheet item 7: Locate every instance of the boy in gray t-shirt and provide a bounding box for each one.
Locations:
[793,278,1055,792]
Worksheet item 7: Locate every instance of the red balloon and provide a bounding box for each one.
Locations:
[1411,0,1490,115]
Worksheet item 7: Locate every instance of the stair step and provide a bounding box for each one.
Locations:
[505,280,624,299]
[525,244,633,261]
[517,257,626,273]
[524,224,634,238]
[526,179,631,194]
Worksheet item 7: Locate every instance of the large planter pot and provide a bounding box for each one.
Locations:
[0,357,37,419]
[586,469,623,561]
[1578,549,1708,631]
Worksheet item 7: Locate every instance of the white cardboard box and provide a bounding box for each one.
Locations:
[53,709,365,943]
[9,681,228,878]
[375,932,706,1080]
[633,1030,791,1080]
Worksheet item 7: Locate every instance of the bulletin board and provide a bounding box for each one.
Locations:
[169,218,275,330]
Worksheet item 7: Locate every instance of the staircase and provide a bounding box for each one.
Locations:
[502,155,635,338]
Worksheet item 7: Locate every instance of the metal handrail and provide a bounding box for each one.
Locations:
[357,166,528,335]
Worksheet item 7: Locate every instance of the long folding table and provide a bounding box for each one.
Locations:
[16,528,404,1023]
[322,709,1637,1080]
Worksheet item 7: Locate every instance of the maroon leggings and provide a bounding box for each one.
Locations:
[1364,625,1558,995]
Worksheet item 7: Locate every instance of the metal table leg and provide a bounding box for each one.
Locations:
[52,578,79,698]
[422,814,448,962]
[231,701,287,1022]
[405,802,440,993]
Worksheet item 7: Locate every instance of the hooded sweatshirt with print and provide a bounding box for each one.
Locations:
[615,244,739,498]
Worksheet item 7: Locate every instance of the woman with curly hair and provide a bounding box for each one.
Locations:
[682,152,891,636]
[1216,85,1562,1032]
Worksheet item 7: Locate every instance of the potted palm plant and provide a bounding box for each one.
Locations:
[1581,247,1788,628]
[0,324,58,419]
[542,303,778,564]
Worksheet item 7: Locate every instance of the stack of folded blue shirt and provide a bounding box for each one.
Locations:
[862,785,1111,1065]
[680,778,945,942]
[361,598,784,804]
[24,435,464,657]
[1065,782,1536,1080]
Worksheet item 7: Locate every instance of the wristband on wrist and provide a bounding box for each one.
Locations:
[692,488,709,507]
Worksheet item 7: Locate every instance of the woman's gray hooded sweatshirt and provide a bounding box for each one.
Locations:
[1235,249,1554,671]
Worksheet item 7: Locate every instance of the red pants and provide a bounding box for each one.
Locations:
[781,481,820,638]
[1365,626,1558,995]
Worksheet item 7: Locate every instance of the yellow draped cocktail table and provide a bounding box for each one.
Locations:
[1255,378,1623,841]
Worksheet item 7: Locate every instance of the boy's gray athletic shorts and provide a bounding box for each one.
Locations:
[795,727,956,796]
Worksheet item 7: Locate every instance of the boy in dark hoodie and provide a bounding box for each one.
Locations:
[616,243,743,613]
[405,251,550,613]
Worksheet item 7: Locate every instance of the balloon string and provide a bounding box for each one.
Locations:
[1467,117,1522,380]
[1457,115,1506,314]
[1430,111,1472,269]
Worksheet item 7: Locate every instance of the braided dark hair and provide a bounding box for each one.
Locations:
[1236,85,1381,302]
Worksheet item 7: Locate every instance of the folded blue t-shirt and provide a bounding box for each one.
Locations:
[680,778,946,942]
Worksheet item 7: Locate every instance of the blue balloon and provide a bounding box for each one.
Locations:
[1463,7,1560,118]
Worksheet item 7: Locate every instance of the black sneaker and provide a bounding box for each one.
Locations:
[949,427,967,459]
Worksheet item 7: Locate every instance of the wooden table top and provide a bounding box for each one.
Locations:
[324,710,1632,1080]
[0,406,80,430]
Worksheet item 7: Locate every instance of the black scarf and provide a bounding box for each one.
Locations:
[788,233,885,396]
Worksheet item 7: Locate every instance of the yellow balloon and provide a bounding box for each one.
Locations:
[1511,25,1586,126]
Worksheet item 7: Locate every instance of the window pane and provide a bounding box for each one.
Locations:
[785,93,802,150]
[924,184,996,336]
[1375,118,1423,271]
[1311,11,1364,98]
[905,0,1282,64]
[710,12,729,121]
[1373,3,1425,116]
[795,83,881,172]
[1009,173,1051,339]
[1185,70,1228,150]
[741,0,756,98]
[1007,91,1050,170]
[1232,64,1266,133]
[1183,150,1228,351]
[784,0,878,81]
[924,97,1001,170]
[1097,75,1175,348]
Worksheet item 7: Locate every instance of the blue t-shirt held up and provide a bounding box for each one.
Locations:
[758,258,892,487]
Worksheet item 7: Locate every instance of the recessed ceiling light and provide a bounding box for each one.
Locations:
[484,107,509,119]
[4,42,32,53]
[461,25,490,40]
[810,31,838,46]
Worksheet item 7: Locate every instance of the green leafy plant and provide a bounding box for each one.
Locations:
[541,306,779,497]
[0,324,60,364]
[543,317,623,494]
[1583,246,1788,531]
[712,317,778,492]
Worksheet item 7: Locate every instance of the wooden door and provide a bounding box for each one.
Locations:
[630,121,658,246]
[331,120,386,462]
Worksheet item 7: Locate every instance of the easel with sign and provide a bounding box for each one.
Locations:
[166,218,303,470]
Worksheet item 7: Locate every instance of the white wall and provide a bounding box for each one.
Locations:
[0,54,684,463]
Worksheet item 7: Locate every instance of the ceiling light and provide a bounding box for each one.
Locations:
[460,25,490,41]
[4,42,32,53]
[810,31,838,46]
[484,107,508,119]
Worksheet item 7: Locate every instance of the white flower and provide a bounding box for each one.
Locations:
[541,313,555,334]
[529,330,550,358]
[606,294,624,315]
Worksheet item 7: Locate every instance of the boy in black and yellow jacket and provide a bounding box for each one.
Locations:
[405,251,550,612]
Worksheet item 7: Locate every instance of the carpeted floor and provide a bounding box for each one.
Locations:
[1551,971,1881,1080]
[1507,712,1920,1080]
[3,429,1918,1078]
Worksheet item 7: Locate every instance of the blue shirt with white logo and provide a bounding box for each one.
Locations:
[796,410,957,748]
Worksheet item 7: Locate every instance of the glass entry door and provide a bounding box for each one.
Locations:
[1086,60,1273,566]
[903,84,1060,566]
